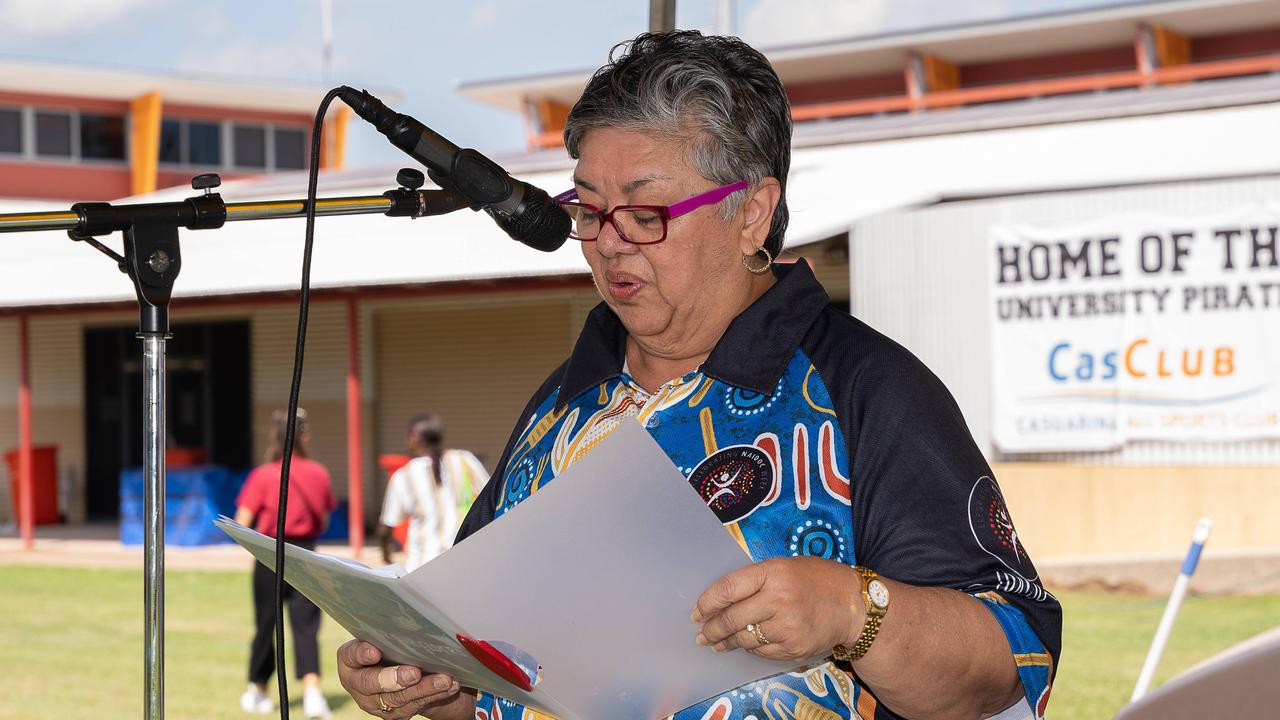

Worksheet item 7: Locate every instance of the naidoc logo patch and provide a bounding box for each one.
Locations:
[968,476,1037,581]
[688,445,774,524]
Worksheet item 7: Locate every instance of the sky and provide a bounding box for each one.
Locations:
[1,0,1152,167]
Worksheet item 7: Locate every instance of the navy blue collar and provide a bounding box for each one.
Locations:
[556,261,830,409]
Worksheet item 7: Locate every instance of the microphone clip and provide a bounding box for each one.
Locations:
[383,167,471,218]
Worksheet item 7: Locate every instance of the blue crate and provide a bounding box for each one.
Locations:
[120,465,351,546]
[119,465,244,546]
[318,501,350,541]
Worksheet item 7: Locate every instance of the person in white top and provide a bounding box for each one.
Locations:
[379,413,487,570]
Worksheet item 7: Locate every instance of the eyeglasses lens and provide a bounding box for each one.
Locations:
[564,204,665,244]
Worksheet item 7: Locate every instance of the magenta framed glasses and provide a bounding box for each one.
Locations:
[553,180,749,245]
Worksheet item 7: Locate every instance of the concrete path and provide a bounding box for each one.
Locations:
[0,523,384,571]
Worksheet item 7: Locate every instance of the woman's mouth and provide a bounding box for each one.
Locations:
[605,271,644,301]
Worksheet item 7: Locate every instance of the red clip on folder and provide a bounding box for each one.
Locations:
[456,634,535,693]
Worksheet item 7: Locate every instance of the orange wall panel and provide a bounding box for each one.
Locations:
[129,92,162,196]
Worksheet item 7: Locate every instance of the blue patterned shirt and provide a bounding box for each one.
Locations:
[458,262,1059,720]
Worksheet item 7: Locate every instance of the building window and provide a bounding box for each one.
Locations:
[187,121,221,166]
[158,118,182,164]
[80,113,127,160]
[0,108,308,171]
[274,127,305,170]
[156,117,307,172]
[233,124,266,168]
[0,107,20,154]
[35,110,73,157]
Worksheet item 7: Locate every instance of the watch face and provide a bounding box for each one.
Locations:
[867,579,890,609]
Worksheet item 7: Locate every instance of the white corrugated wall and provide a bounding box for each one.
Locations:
[0,287,600,527]
[29,316,85,520]
[850,173,1280,465]
[0,255,858,527]
[249,301,363,497]
[369,288,600,482]
[0,315,86,523]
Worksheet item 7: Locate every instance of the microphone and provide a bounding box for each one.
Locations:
[337,86,570,252]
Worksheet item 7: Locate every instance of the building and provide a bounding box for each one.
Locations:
[2,0,1278,574]
[0,59,351,201]
[0,59,352,533]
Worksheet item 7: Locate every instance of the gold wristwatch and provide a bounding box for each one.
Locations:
[832,566,890,663]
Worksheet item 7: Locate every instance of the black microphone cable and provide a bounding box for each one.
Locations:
[270,86,344,720]
[267,85,567,719]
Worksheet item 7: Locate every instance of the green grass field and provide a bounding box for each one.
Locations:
[0,565,1275,719]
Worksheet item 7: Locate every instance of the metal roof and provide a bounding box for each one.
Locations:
[0,57,394,115]
[458,0,1280,113]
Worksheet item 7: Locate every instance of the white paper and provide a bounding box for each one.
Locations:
[219,419,794,719]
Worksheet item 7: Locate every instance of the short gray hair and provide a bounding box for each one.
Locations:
[564,31,791,255]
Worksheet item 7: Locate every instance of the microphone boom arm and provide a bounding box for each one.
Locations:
[0,188,470,235]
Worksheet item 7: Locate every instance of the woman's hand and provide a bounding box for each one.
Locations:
[336,640,477,720]
[692,557,863,663]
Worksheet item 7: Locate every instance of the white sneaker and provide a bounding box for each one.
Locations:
[303,687,333,719]
[239,684,274,714]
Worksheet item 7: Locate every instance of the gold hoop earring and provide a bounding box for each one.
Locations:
[742,246,774,274]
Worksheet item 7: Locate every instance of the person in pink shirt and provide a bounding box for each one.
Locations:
[234,408,337,718]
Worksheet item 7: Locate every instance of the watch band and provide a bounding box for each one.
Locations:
[844,613,882,661]
[832,566,887,663]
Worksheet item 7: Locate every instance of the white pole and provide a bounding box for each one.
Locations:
[1130,517,1214,702]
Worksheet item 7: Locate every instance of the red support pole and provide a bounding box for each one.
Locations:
[17,315,34,550]
[345,298,365,557]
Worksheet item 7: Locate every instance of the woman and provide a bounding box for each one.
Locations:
[235,408,337,719]
[338,31,1061,720]
[378,412,488,570]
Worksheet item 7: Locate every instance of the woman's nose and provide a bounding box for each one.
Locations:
[593,217,638,258]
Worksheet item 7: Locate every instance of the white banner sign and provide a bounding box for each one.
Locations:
[989,206,1280,452]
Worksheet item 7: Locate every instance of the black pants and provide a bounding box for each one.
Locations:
[248,540,322,683]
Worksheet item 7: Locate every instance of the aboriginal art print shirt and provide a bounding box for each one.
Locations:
[458,262,1062,720]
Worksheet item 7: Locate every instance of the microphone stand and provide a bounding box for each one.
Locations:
[0,169,466,720]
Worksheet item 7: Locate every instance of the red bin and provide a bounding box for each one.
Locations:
[5,446,59,525]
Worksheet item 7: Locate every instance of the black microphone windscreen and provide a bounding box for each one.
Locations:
[492,187,571,252]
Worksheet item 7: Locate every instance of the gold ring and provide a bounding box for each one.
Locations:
[378,694,393,713]
[746,622,771,645]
